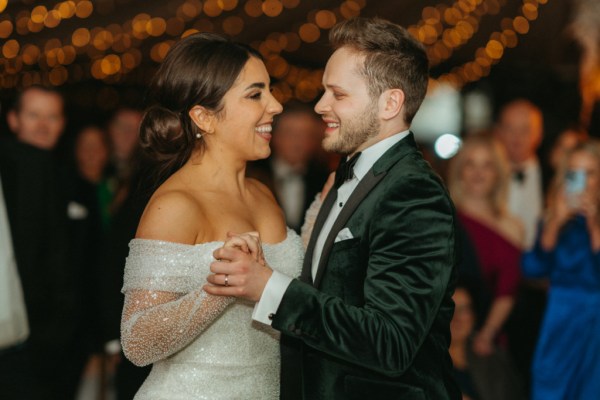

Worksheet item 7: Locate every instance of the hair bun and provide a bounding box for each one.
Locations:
[139,105,188,162]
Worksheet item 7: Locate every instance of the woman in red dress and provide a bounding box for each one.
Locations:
[448,135,524,356]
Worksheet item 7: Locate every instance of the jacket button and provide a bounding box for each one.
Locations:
[288,324,296,331]
[268,313,275,320]
[294,328,302,336]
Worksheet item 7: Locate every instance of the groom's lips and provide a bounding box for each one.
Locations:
[323,119,340,135]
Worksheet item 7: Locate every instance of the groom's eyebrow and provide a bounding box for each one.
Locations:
[324,83,344,90]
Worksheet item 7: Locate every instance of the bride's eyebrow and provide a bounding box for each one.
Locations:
[244,82,266,91]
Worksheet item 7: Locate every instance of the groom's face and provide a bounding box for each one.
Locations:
[314,46,380,155]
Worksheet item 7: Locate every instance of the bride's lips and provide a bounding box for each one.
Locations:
[255,123,273,141]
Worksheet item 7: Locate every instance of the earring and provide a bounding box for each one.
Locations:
[196,133,202,139]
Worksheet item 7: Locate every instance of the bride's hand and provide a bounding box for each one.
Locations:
[222,231,265,265]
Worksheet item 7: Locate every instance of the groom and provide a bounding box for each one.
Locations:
[206,17,460,400]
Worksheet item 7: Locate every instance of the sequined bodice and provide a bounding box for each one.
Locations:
[121,229,303,400]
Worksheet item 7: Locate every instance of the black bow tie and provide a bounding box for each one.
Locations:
[334,152,361,189]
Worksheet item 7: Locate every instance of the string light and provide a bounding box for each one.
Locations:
[0,0,543,103]
[409,0,509,67]
[0,0,364,99]
[434,0,549,89]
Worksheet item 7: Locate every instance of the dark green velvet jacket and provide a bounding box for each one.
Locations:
[273,134,461,400]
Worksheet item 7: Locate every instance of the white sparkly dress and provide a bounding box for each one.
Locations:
[120,228,304,400]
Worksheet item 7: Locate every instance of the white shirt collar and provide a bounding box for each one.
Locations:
[352,130,411,180]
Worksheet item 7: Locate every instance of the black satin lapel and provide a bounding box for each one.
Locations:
[300,189,338,284]
[313,169,387,288]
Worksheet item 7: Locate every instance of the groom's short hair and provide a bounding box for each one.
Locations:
[330,17,428,124]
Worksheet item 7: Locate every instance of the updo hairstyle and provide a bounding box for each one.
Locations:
[140,32,261,178]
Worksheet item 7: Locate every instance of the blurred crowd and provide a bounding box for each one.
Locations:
[1,85,599,400]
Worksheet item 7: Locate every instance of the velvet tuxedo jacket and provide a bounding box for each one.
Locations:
[274,133,461,400]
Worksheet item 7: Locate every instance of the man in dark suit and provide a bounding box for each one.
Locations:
[207,17,460,399]
[0,86,79,399]
[248,103,329,232]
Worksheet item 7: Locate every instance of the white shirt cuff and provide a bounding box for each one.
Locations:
[252,270,293,325]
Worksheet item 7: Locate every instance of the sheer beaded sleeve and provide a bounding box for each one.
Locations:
[300,193,323,249]
[120,239,234,367]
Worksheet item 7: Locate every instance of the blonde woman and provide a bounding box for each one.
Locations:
[448,135,524,356]
[523,140,600,399]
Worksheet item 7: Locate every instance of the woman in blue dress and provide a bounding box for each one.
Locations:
[523,140,600,399]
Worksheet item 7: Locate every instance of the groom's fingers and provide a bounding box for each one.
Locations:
[206,272,235,287]
[203,283,241,296]
[210,259,238,275]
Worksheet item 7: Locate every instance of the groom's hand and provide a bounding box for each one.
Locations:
[204,233,272,302]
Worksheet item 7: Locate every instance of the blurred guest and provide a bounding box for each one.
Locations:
[450,284,525,400]
[547,125,588,175]
[247,102,329,232]
[75,125,110,185]
[108,107,142,182]
[494,99,544,249]
[99,108,151,399]
[448,135,524,356]
[66,126,111,381]
[75,125,113,232]
[522,140,600,399]
[1,85,79,399]
[494,99,548,391]
[103,107,143,220]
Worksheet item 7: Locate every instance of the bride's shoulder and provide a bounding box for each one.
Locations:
[136,189,206,245]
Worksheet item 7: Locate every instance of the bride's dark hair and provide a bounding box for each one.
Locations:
[140,32,261,181]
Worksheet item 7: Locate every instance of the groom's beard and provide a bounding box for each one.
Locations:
[323,102,380,155]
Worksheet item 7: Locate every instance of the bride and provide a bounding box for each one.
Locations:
[120,33,305,399]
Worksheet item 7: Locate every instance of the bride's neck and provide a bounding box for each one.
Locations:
[182,149,248,193]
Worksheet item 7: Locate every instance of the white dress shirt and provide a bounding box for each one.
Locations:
[508,157,543,250]
[253,130,411,325]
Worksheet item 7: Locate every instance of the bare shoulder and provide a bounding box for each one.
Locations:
[136,189,206,244]
[499,214,526,249]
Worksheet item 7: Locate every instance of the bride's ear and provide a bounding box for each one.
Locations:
[189,105,216,135]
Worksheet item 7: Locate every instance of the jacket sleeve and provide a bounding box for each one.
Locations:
[271,172,456,377]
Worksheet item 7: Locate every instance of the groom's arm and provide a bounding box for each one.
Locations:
[271,172,456,377]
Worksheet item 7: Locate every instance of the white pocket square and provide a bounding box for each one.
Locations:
[334,227,354,243]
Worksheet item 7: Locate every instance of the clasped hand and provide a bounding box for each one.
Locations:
[204,232,273,302]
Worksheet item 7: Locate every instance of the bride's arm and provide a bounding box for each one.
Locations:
[121,192,233,367]
[121,286,233,366]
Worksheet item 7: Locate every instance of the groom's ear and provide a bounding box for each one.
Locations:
[378,88,405,121]
[189,105,216,134]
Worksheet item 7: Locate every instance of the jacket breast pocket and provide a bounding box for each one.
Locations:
[344,375,426,400]
[324,237,364,304]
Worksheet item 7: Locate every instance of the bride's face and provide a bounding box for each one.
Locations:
[212,56,283,161]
